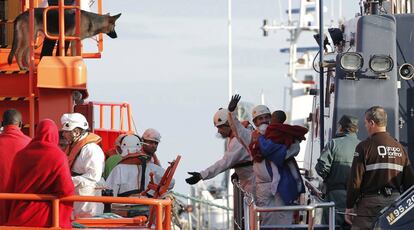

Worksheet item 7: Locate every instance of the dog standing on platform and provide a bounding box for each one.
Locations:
[7,8,121,70]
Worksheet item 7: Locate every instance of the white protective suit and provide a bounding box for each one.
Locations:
[228,111,300,226]
[71,137,105,217]
[199,136,255,194]
[106,162,175,196]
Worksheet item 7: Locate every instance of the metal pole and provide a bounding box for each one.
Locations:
[52,199,60,228]
[228,0,233,100]
[329,206,336,230]
[243,198,249,229]
[319,0,325,152]
[207,205,211,230]
[187,197,193,229]
[29,0,35,137]
[197,202,201,230]
[261,90,265,105]
[58,0,65,56]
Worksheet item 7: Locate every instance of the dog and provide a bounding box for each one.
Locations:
[8,8,121,70]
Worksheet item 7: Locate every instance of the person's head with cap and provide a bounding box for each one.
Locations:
[213,108,232,138]
[2,109,23,128]
[60,113,89,143]
[338,114,359,134]
[251,105,271,134]
[142,128,161,155]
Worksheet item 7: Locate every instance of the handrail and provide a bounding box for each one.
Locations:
[236,179,335,230]
[90,102,133,132]
[42,6,81,41]
[41,0,105,58]
[0,193,172,230]
[171,191,233,211]
[42,3,82,56]
[246,198,336,230]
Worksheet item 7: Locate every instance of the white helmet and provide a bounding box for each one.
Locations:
[61,113,89,131]
[251,105,271,120]
[213,108,229,127]
[118,134,142,157]
[114,133,127,149]
[142,128,161,143]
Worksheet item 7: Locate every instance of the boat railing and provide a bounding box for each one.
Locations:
[0,193,172,230]
[171,191,233,230]
[232,179,336,230]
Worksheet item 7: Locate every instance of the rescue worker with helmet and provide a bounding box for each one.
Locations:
[185,108,255,194]
[345,106,414,229]
[315,115,360,230]
[227,94,302,226]
[61,113,105,218]
[105,134,174,197]
[142,128,162,166]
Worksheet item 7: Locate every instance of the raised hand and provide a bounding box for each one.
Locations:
[228,94,241,112]
[185,172,202,185]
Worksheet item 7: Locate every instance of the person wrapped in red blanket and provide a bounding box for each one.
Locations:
[250,110,307,205]
[250,110,308,162]
[6,119,74,228]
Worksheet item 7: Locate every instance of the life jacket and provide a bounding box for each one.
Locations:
[65,133,101,170]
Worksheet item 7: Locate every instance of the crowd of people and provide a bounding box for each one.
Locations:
[186,94,414,229]
[0,94,413,229]
[0,109,170,228]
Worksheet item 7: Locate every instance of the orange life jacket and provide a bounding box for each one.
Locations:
[119,152,161,166]
[65,133,102,170]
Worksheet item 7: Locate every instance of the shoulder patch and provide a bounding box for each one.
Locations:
[354,152,359,157]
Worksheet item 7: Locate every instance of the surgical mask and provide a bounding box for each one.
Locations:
[257,124,268,135]
[216,133,225,139]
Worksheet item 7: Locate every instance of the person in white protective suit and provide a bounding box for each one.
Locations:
[227,95,302,227]
[105,134,174,197]
[185,108,255,194]
[60,113,105,218]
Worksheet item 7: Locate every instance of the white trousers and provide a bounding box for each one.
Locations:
[255,182,293,226]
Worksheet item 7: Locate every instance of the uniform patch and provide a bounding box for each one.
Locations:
[354,152,359,157]
[377,145,402,159]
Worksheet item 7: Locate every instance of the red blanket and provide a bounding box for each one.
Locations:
[0,125,31,225]
[6,119,74,228]
[265,123,308,147]
[250,123,308,162]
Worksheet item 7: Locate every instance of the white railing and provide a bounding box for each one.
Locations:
[233,179,336,230]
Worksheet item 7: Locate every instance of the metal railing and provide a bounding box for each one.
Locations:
[0,193,172,230]
[92,101,134,132]
[232,179,336,230]
[245,201,335,230]
[172,191,233,230]
[43,0,82,57]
